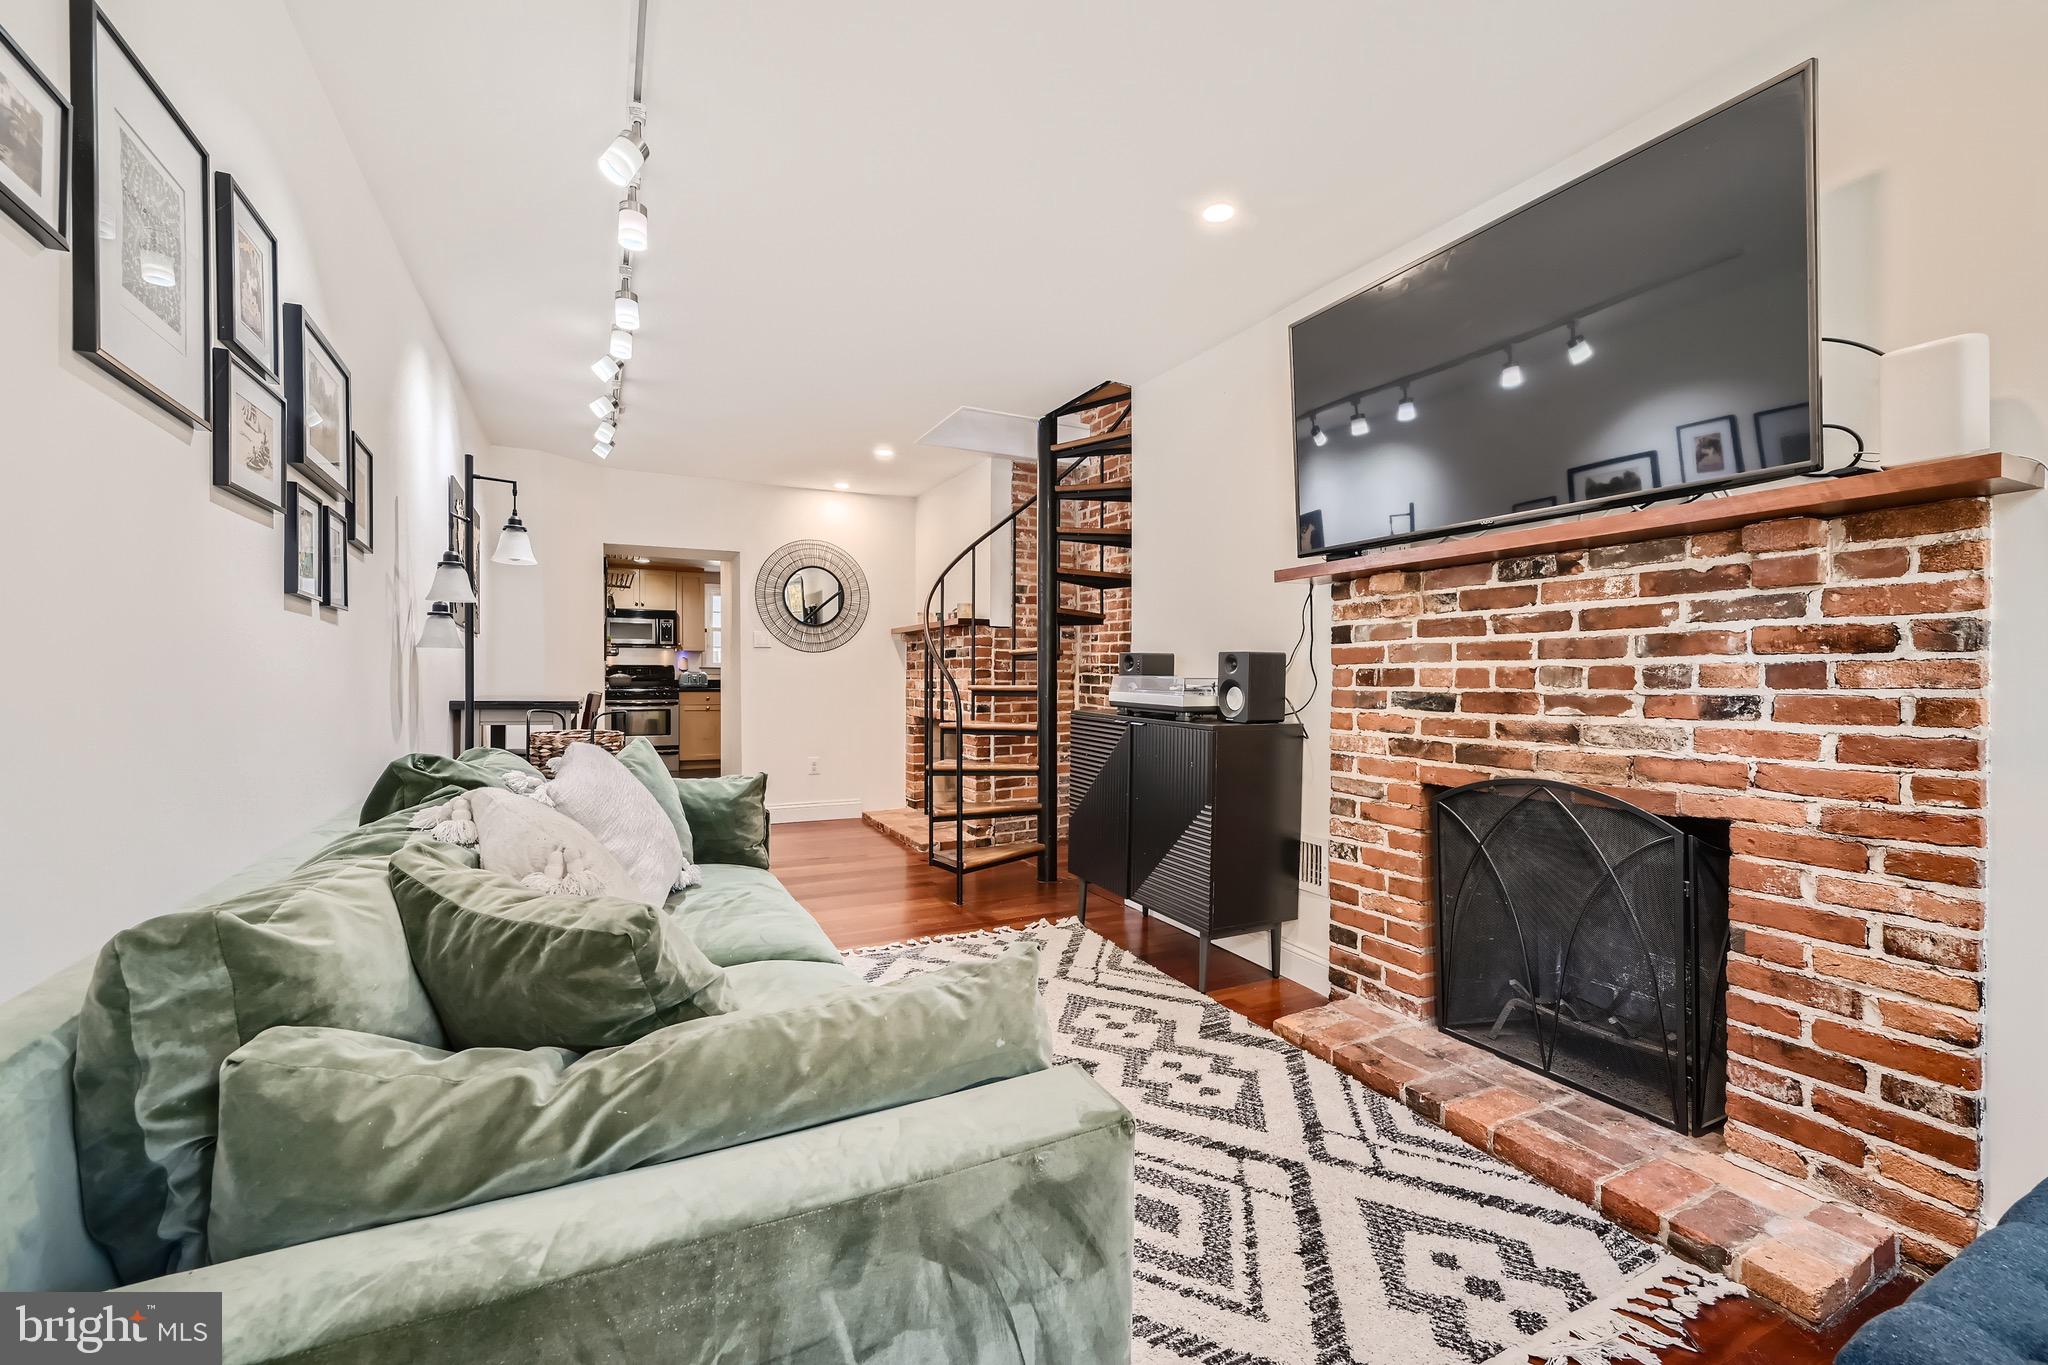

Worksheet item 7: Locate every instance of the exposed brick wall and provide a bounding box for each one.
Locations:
[900,396,1131,848]
[1323,498,1989,1270]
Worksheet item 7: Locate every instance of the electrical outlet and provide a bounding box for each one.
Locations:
[807,757,820,775]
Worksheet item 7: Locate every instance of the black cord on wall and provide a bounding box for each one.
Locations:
[1284,580,1320,719]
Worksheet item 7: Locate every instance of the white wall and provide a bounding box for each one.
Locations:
[0,0,483,999]
[913,459,997,622]
[1133,0,2048,1217]
[471,448,915,824]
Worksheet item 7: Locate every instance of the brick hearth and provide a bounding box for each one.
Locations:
[1276,995,1898,1323]
[1275,466,2035,1297]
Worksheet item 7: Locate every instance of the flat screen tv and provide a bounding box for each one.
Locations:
[1290,64,1817,558]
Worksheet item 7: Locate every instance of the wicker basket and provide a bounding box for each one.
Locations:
[528,728,626,772]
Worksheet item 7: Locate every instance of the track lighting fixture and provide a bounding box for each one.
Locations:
[591,355,620,383]
[1396,385,1417,423]
[593,441,613,459]
[598,112,649,187]
[1310,420,1328,448]
[595,418,617,444]
[609,327,634,361]
[1567,323,1594,366]
[614,287,641,332]
[1348,401,1369,438]
[617,188,650,252]
[590,394,617,420]
[1498,347,1524,390]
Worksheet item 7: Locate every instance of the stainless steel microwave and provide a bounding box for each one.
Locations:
[606,609,677,648]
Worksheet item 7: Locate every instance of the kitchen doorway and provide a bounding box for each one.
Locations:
[603,543,736,779]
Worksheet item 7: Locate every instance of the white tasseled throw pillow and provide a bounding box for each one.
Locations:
[543,743,687,907]
[467,787,639,899]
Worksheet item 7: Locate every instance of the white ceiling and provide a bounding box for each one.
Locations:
[284,0,1838,497]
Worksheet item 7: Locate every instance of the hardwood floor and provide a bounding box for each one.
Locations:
[772,818,1904,1363]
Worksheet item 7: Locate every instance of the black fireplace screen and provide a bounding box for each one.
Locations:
[1432,779,1729,1134]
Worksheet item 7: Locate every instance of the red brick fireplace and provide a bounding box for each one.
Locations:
[1274,452,2040,1319]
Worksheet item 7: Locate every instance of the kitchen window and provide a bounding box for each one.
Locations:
[706,588,723,667]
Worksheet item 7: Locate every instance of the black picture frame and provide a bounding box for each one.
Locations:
[0,22,70,249]
[1675,414,1744,482]
[210,347,284,511]
[1567,451,1661,503]
[1512,495,1559,513]
[69,0,211,426]
[321,503,349,610]
[283,303,351,498]
[1754,402,1814,469]
[283,480,322,601]
[214,172,280,378]
[347,436,375,551]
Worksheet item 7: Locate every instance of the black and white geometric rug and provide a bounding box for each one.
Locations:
[850,919,1738,1365]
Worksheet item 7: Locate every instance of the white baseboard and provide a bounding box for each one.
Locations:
[1115,902,1330,995]
[769,799,866,823]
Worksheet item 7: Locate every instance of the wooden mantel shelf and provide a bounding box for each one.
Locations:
[1277,451,2042,584]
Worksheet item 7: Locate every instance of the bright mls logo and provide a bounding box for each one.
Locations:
[2,1293,220,1362]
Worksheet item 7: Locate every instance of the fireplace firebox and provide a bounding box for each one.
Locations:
[1432,779,1729,1134]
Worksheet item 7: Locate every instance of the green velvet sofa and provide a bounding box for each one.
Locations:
[0,756,1135,1363]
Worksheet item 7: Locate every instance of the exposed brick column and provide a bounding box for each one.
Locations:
[1323,499,1989,1270]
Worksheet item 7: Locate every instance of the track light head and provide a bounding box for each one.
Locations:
[595,418,616,444]
[591,355,620,383]
[1396,386,1417,423]
[608,327,634,361]
[1348,402,1369,438]
[617,189,650,252]
[1499,347,1524,390]
[1567,324,1594,366]
[1310,420,1328,448]
[614,288,641,331]
[589,395,617,420]
[599,114,648,187]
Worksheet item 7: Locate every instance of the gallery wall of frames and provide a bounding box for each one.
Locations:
[0,0,373,616]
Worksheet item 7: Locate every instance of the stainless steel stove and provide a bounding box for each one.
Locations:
[604,663,681,771]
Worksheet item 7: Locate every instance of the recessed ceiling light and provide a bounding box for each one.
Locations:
[1200,202,1236,224]
[833,481,850,491]
[872,445,895,460]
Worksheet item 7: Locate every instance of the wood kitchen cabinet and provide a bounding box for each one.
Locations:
[620,570,676,611]
[676,573,707,651]
[677,692,720,762]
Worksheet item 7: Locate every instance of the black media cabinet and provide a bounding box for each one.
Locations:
[1068,709,1305,991]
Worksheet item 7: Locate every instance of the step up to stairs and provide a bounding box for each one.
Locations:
[1056,566,1131,589]
[932,842,1045,873]
[1055,480,1131,501]
[929,799,1043,819]
[923,759,1039,776]
[923,718,1038,734]
[1057,528,1132,548]
[1049,429,1132,456]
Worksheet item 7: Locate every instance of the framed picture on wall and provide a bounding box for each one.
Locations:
[214,172,279,378]
[70,1,211,425]
[1568,451,1660,503]
[0,23,69,249]
[1754,402,1813,468]
[283,481,322,601]
[283,303,351,497]
[210,348,284,511]
[347,436,374,551]
[321,503,349,610]
[1675,415,1744,482]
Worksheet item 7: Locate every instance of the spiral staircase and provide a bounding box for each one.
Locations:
[916,381,1131,901]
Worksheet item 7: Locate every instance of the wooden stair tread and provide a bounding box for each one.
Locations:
[1057,609,1105,626]
[923,718,1038,733]
[1057,567,1131,587]
[922,760,1039,775]
[1055,481,1132,499]
[1057,529,1132,548]
[932,842,1046,872]
[927,799,1043,818]
[1049,429,1132,455]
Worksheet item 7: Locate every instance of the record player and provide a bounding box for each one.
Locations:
[1106,674,1219,717]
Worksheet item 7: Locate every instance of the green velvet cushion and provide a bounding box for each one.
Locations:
[207,941,1050,1261]
[615,738,694,862]
[719,958,864,1010]
[358,749,538,825]
[296,786,464,867]
[674,772,770,868]
[664,863,842,967]
[74,849,448,1283]
[387,842,731,1051]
